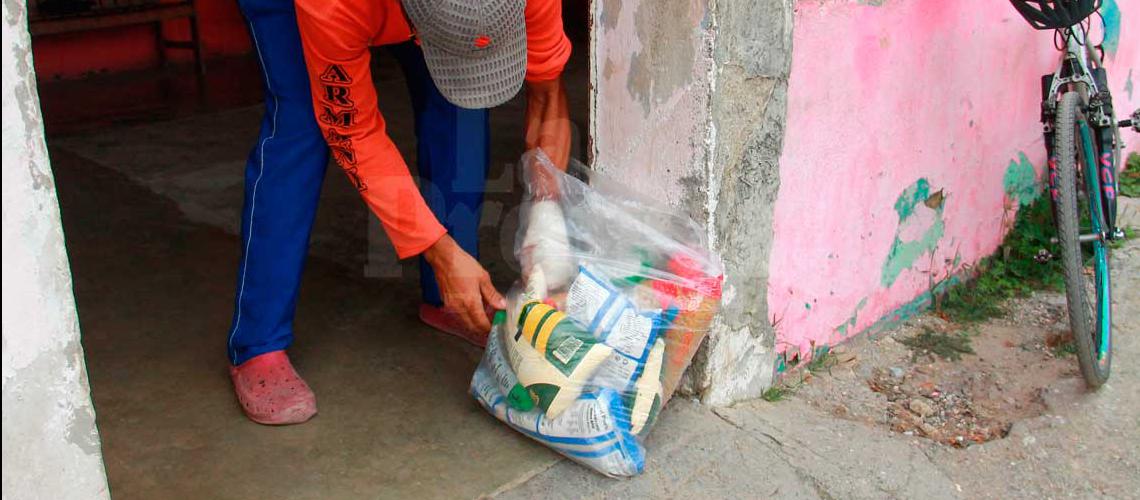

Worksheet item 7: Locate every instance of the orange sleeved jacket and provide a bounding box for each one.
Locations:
[294,0,571,259]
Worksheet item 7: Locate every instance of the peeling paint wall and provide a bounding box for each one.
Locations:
[696,0,793,405]
[591,0,715,210]
[2,1,110,497]
[768,0,1140,363]
[592,0,793,404]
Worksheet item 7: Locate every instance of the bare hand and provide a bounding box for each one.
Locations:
[423,235,506,334]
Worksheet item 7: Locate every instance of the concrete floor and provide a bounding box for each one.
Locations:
[46,47,587,499]
[53,148,560,499]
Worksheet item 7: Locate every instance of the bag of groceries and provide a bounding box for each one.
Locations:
[469,151,724,477]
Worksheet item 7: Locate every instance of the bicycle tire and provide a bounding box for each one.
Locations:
[1053,91,1112,387]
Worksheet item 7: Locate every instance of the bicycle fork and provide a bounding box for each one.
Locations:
[1089,68,1119,235]
[1040,71,1124,242]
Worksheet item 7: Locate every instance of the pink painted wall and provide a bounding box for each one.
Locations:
[768,0,1140,360]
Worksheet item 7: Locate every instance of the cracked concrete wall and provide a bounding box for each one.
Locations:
[2,1,110,498]
[591,0,793,405]
[767,0,1139,366]
[696,0,793,405]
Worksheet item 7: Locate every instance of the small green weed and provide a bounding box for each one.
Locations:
[1121,153,1140,198]
[899,327,975,362]
[937,199,1064,323]
[806,349,836,375]
[1052,341,1078,357]
[761,385,791,402]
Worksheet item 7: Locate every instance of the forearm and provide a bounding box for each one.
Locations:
[422,233,459,268]
[524,77,571,171]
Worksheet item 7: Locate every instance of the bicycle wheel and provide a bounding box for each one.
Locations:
[1053,91,1112,387]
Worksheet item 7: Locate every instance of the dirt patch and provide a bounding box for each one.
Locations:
[787,290,1079,448]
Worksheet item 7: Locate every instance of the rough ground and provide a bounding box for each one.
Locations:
[488,197,1140,500]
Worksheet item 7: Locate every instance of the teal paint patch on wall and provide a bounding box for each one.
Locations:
[1003,151,1042,206]
[867,276,958,334]
[893,177,930,221]
[835,297,869,337]
[772,276,960,379]
[881,178,946,287]
[774,343,833,375]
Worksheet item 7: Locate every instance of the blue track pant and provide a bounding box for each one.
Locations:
[228,0,490,365]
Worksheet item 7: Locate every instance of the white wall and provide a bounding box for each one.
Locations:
[2,1,110,497]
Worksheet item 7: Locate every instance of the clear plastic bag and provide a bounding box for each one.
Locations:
[469,150,724,477]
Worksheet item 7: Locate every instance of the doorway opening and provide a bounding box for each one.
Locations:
[35,1,591,496]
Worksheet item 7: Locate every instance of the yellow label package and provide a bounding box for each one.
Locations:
[508,301,612,419]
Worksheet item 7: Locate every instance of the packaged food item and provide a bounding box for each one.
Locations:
[484,311,535,411]
[563,265,679,398]
[566,265,659,360]
[652,253,724,402]
[470,151,723,477]
[504,268,546,341]
[509,301,613,418]
[471,364,644,477]
[519,200,577,291]
[627,338,665,435]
